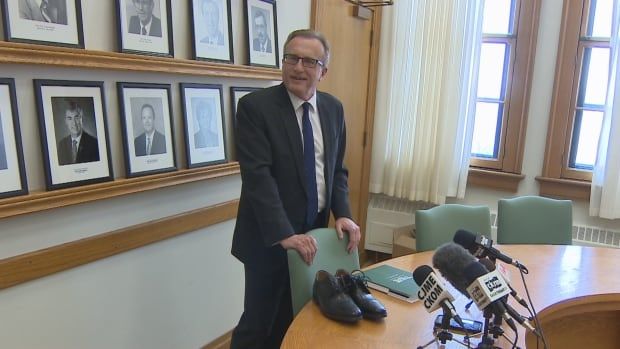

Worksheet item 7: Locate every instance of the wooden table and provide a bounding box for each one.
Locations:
[281,245,620,349]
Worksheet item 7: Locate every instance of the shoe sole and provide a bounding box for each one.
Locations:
[313,298,362,323]
[362,312,387,321]
[322,311,362,323]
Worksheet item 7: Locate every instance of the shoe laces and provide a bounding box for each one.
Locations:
[341,269,371,292]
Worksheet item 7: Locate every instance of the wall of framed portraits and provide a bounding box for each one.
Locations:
[0,0,311,348]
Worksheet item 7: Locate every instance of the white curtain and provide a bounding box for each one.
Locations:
[369,0,484,205]
[591,2,620,219]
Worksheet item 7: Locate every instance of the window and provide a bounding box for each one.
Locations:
[472,0,515,162]
[540,0,612,199]
[467,0,541,191]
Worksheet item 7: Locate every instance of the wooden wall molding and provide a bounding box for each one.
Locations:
[0,162,240,219]
[202,330,232,349]
[0,42,281,80]
[0,200,239,290]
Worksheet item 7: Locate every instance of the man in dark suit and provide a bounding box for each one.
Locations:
[57,101,99,166]
[128,0,162,37]
[134,103,166,156]
[199,0,224,46]
[230,29,360,349]
[251,11,272,53]
[19,0,67,24]
[193,99,219,148]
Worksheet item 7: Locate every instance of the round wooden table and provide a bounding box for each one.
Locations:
[281,245,620,348]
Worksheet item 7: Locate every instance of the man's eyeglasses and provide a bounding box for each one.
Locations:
[282,54,324,68]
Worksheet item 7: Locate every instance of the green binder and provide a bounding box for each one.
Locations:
[363,264,420,302]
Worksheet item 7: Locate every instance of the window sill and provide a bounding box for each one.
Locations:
[535,176,590,201]
[467,168,525,192]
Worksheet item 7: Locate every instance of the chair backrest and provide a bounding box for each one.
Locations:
[287,228,360,316]
[497,196,572,245]
[415,204,492,252]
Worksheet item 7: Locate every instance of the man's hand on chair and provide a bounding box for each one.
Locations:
[281,234,318,265]
[335,217,361,254]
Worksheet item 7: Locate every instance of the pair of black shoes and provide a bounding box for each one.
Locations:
[312,269,387,323]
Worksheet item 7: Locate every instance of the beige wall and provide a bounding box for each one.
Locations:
[0,1,310,348]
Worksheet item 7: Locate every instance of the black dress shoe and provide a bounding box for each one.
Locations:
[312,270,362,323]
[336,269,387,320]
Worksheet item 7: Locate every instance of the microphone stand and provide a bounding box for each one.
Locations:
[417,308,471,349]
[476,308,501,349]
[477,309,521,349]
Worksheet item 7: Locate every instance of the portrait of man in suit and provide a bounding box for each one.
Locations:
[56,100,99,166]
[193,99,219,148]
[251,9,271,53]
[19,0,68,25]
[128,0,162,37]
[199,0,224,46]
[134,103,166,156]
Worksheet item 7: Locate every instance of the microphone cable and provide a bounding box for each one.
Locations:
[516,263,549,349]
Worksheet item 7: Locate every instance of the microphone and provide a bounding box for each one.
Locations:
[433,244,518,333]
[431,242,477,296]
[462,260,518,332]
[467,261,543,336]
[478,258,538,334]
[413,265,465,329]
[478,257,529,309]
[453,229,528,271]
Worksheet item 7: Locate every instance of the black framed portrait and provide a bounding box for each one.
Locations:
[0,78,28,199]
[230,86,260,126]
[1,0,84,48]
[34,80,113,190]
[180,83,227,168]
[191,0,234,63]
[244,0,279,68]
[115,0,174,57]
[117,82,176,177]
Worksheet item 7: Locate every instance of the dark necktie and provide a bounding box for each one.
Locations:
[71,139,78,163]
[302,102,318,228]
[146,136,152,155]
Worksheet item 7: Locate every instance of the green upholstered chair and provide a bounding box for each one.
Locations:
[287,228,360,316]
[497,196,573,245]
[415,204,492,252]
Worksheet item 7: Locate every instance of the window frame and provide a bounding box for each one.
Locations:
[539,0,606,200]
[468,0,541,192]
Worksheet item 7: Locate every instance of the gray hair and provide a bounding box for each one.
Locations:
[283,29,331,67]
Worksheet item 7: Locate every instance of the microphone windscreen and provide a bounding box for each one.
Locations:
[453,229,477,251]
[412,265,433,286]
[432,242,476,296]
[478,257,496,272]
[463,260,489,283]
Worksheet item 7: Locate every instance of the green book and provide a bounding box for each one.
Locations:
[363,264,420,303]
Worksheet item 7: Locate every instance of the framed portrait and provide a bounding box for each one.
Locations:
[230,86,260,126]
[190,0,233,63]
[1,0,84,48]
[180,83,226,168]
[0,78,27,199]
[117,82,176,177]
[34,80,113,191]
[115,0,173,57]
[244,0,279,68]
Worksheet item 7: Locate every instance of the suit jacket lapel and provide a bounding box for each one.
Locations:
[275,85,307,193]
[317,93,333,202]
